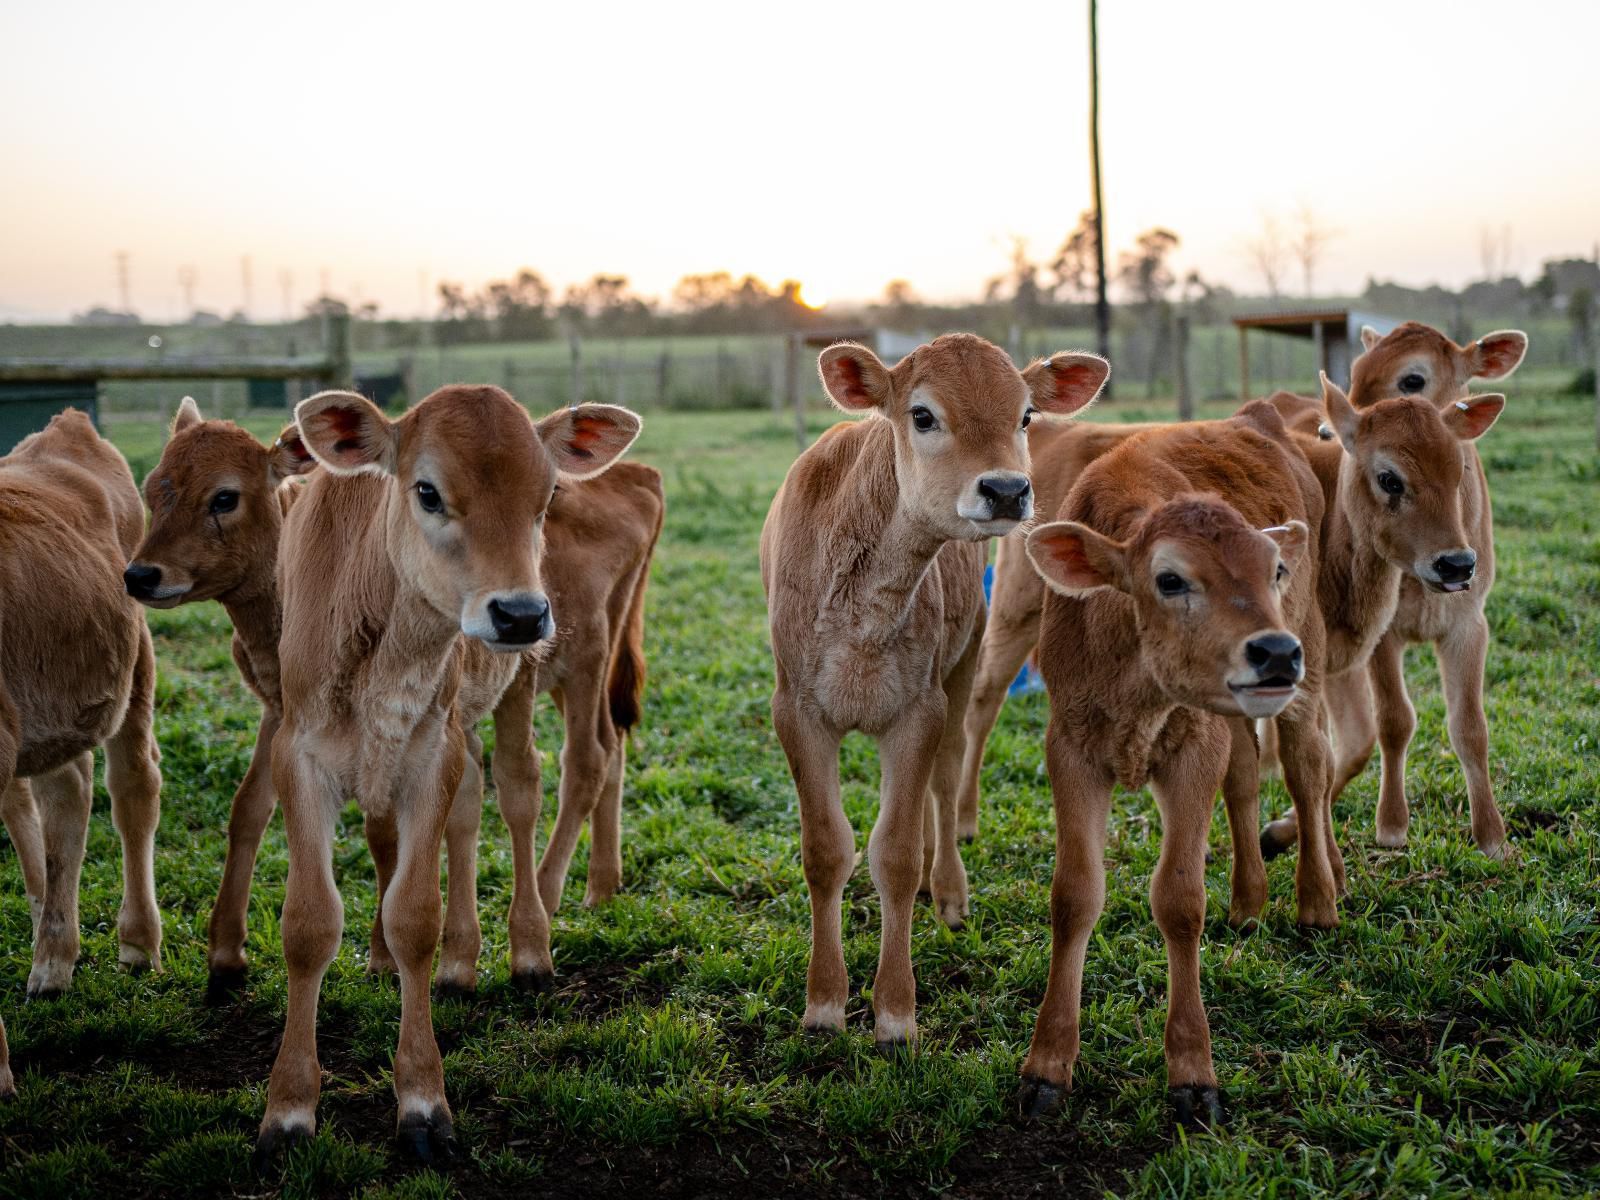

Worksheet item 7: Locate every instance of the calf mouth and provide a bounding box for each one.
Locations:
[1228,677,1299,717]
[1426,579,1472,594]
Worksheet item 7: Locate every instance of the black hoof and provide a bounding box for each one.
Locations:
[252,1124,309,1175]
[1259,827,1291,862]
[802,1022,843,1039]
[1204,847,1216,865]
[1017,1076,1065,1120]
[25,985,64,1003]
[959,834,976,846]
[1170,1084,1225,1131]
[396,1111,457,1167]
[510,967,555,995]
[433,977,477,1002]
[874,1037,914,1058]
[206,966,248,1006]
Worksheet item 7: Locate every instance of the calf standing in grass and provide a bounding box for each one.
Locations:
[1260,322,1526,858]
[761,334,1106,1046]
[254,386,637,1163]
[1019,402,1332,1128]
[0,411,163,1095]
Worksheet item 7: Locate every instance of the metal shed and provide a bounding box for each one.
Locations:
[1231,308,1399,402]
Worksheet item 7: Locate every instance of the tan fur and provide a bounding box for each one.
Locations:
[1262,322,1524,857]
[254,386,638,1162]
[760,334,1106,1046]
[127,409,663,1001]
[0,410,163,1097]
[1018,406,1335,1127]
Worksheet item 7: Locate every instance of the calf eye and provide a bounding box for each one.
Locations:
[416,481,445,514]
[209,489,239,515]
[1398,372,1426,393]
[1377,470,1405,497]
[910,405,938,433]
[1155,571,1188,597]
[1021,406,1038,430]
[1276,562,1289,584]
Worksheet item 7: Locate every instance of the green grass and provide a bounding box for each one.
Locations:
[2,393,1599,1198]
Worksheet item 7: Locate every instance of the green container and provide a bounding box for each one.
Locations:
[0,381,101,454]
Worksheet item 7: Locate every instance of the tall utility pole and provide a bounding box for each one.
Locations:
[1088,0,1111,396]
[178,266,197,317]
[114,251,131,314]
[240,256,253,319]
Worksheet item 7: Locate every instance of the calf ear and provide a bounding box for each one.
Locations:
[295,390,398,476]
[1320,372,1359,454]
[1360,325,1384,353]
[818,343,891,412]
[1444,394,1505,441]
[1469,330,1527,380]
[269,424,317,484]
[1026,520,1130,595]
[1023,352,1109,417]
[1262,520,1310,571]
[536,403,641,480]
[171,396,202,437]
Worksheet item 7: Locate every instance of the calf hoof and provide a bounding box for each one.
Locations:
[1259,820,1296,861]
[510,967,555,995]
[875,1036,914,1058]
[252,1123,310,1175]
[1170,1084,1225,1131]
[1017,1076,1065,1120]
[433,977,477,1003]
[1478,834,1510,861]
[206,966,248,1006]
[396,1110,457,1167]
[0,1067,16,1101]
[936,901,967,932]
[25,981,66,1003]
[118,945,158,974]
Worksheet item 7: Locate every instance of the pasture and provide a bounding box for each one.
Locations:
[0,389,1597,1199]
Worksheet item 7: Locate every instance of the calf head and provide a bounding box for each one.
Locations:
[818,333,1107,539]
[1322,373,1503,593]
[1352,321,1526,411]
[126,397,316,607]
[295,386,639,651]
[1028,498,1310,719]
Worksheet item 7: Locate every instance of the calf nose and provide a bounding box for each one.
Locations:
[1244,632,1303,682]
[124,563,162,600]
[487,595,552,644]
[1433,550,1476,584]
[976,474,1031,520]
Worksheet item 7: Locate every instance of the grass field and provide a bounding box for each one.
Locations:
[1,389,1598,1199]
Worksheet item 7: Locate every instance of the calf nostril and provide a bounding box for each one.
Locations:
[487,596,551,642]
[1433,552,1476,582]
[1246,641,1270,669]
[977,476,1030,502]
[123,564,161,597]
[1245,633,1302,680]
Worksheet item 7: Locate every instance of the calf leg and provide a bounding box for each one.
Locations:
[584,734,626,907]
[871,705,943,1047]
[1221,719,1266,926]
[1325,666,1378,805]
[1,780,45,937]
[490,669,554,990]
[1277,705,1341,928]
[1150,743,1227,1129]
[1369,631,1416,849]
[536,666,611,914]
[256,743,343,1160]
[926,635,978,929]
[27,754,93,998]
[105,626,163,971]
[207,710,279,998]
[955,558,1042,841]
[435,728,484,998]
[385,761,459,1163]
[1019,731,1112,1118]
[772,691,850,1033]
[1437,614,1506,856]
[364,811,398,977]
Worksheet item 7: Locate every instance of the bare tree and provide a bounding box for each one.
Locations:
[1243,214,1288,298]
[1478,223,1515,281]
[1289,204,1338,297]
[1051,211,1100,302]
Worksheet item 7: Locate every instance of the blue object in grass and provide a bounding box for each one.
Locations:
[982,564,1044,696]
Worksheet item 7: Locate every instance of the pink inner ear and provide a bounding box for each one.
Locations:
[826,355,871,405]
[317,405,367,460]
[566,416,607,460]
[1476,336,1524,377]
[1458,398,1503,438]
[1046,361,1103,411]
[1042,532,1098,584]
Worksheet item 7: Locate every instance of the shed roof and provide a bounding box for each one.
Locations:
[1230,308,1399,340]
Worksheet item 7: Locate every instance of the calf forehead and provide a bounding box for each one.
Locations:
[1138,498,1272,574]
[1361,399,1457,470]
[402,387,551,493]
[902,334,1026,422]
[148,424,263,504]
[1356,323,1463,385]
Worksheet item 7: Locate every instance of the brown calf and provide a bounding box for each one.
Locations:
[254,387,638,1164]
[124,403,662,1001]
[1261,322,1526,858]
[124,398,315,997]
[1019,402,1332,1128]
[761,334,1106,1046]
[0,411,163,1095]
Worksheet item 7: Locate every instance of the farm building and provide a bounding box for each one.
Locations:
[1232,307,1398,400]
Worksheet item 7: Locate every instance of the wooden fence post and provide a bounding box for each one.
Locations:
[656,351,670,408]
[1593,334,1599,452]
[786,333,805,450]
[326,311,353,388]
[1174,312,1193,421]
[1237,326,1250,404]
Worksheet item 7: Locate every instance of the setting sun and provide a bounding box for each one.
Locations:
[797,283,828,311]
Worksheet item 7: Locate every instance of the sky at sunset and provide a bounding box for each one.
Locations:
[2,0,1597,321]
